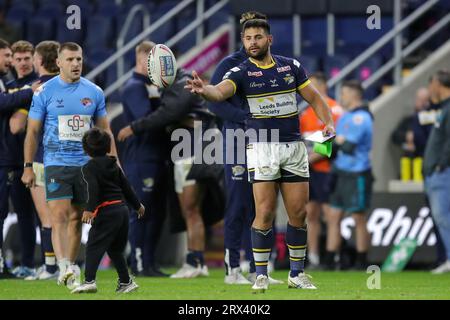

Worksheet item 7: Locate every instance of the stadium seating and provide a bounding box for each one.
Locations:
[5,4,34,22]
[36,2,64,20]
[301,17,327,57]
[85,15,115,50]
[295,55,320,74]
[323,54,351,80]
[335,16,394,58]
[67,0,94,14]
[270,18,294,57]
[26,17,55,45]
[55,17,84,44]
[96,1,121,18]
[176,16,197,54]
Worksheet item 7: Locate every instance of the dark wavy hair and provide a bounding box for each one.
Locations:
[82,127,111,157]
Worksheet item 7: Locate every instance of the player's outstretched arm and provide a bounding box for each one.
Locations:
[184,70,234,102]
[299,83,335,136]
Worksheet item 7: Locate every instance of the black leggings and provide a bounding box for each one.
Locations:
[85,203,130,283]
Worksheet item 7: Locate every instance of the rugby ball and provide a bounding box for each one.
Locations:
[147,44,177,88]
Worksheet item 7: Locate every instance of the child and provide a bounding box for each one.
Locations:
[71,127,145,294]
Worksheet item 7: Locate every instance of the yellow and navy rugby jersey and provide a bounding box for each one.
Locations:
[223,55,310,142]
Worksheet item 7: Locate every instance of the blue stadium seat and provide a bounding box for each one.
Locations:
[36,3,64,20]
[86,48,114,69]
[10,0,34,9]
[335,17,393,58]
[124,0,157,12]
[85,48,113,91]
[357,55,383,100]
[85,16,115,49]
[66,0,95,15]
[4,20,24,40]
[56,18,84,44]
[175,24,196,53]
[356,55,382,82]
[295,55,320,74]
[153,0,179,20]
[176,9,197,54]
[324,54,351,80]
[301,17,327,57]
[270,18,293,57]
[26,17,55,45]
[96,1,121,17]
[36,0,55,7]
[117,13,144,44]
[206,8,229,34]
[6,5,34,21]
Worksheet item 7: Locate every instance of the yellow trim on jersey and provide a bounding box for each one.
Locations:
[249,56,275,69]
[253,110,299,119]
[252,248,271,252]
[255,262,269,266]
[44,252,56,256]
[287,244,307,249]
[246,88,296,98]
[18,108,29,115]
[248,168,255,172]
[297,79,311,90]
[224,79,237,95]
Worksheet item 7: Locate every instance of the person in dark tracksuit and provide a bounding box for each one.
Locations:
[208,11,282,285]
[208,46,255,284]
[121,41,168,277]
[0,39,35,279]
[118,67,213,279]
[71,127,144,294]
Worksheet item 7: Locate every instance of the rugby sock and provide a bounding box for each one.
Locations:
[286,224,307,277]
[0,249,4,273]
[41,227,57,273]
[323,251,336,269]
[58,258,69,274]
[251,227,274,277]
[186,250,204,267]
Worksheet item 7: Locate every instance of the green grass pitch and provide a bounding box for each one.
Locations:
[0,269,449,300]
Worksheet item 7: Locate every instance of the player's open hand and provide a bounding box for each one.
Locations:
[21,168,36,189]
[137,204,145,219]
[117,125,134,142]
[185,70,205,95]
[82,211,95,224]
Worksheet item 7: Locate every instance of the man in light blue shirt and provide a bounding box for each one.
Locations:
[325,80,374,270]
[21,42,118,289]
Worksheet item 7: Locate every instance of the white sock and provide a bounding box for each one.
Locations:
[58,258,69,273]
[308,252,320,266]
[0,249,4,273]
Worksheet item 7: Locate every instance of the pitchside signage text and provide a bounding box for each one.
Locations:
[341,193,436,264]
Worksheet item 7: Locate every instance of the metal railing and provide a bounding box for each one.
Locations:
[116,4,150,80]
[326,0,441,99]
[102,0,229,97]
[363,12,450,89]
[85,0,196,81]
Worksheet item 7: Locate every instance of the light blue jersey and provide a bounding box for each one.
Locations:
[334,107,373,172]
[28,76,107,167]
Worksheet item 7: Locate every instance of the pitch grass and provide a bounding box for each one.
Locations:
[0,269,449,300]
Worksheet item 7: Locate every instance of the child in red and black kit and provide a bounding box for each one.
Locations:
[71,127,145,294]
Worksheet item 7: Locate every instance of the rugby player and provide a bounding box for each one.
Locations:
[186,19,335,292]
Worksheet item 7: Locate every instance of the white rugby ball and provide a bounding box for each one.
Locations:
[147,44,177,88]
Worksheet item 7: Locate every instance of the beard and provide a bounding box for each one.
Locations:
[246,44,269,61]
